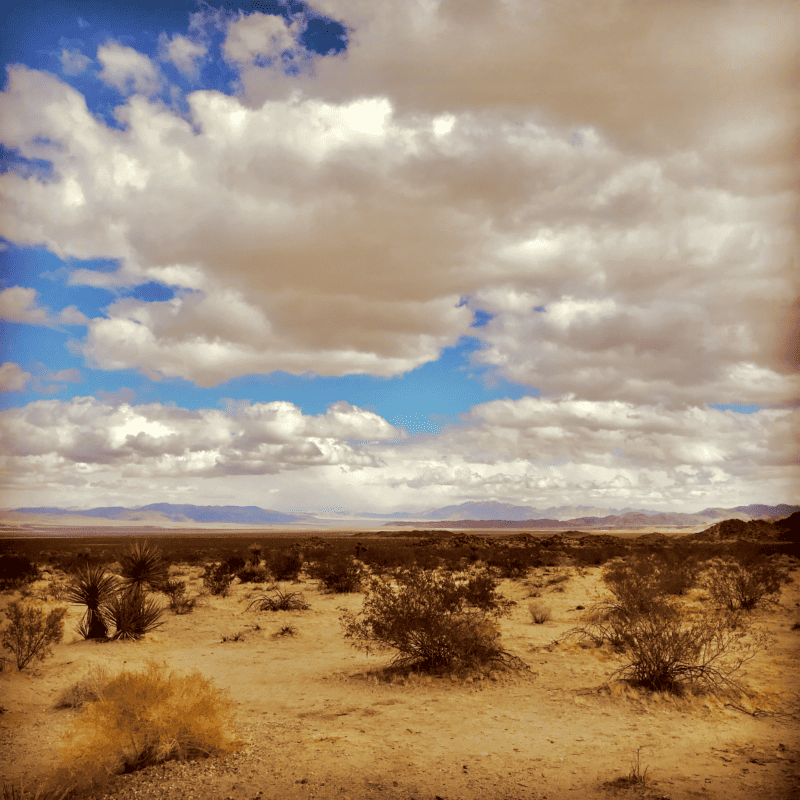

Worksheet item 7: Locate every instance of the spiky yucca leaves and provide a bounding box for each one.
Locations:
[106,588,165,641]
[119,541,168,592]
[65,565,120,639]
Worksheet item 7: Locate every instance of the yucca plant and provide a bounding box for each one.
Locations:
[106,587,165,641]
[65,564,121,639]
[119,541,168,592]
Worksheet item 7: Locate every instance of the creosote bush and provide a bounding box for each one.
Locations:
[1,602,68,670]
[265,550,304,582]
[703,556,789,611]
[341,566,520,673]
[0,555,40,591]
[309,554,364,593]
[53,662,239,794]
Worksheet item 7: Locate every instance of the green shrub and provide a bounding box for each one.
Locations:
[236,564,270,584]
[265,551,303,582]
[202,563,234,596]
[1,602,68,670]
[703,556,790,611]
[308,554,364,593]
[341,567,519,672]
[54,662,239,793]
[161,579,197,615]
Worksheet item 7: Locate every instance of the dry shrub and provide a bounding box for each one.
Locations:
[1,602,68,671]
[610,603,767,695]
[53,662,239,794]
[702,556,790,611]
[53,664,110,709]
[161,579,197,615]
[528,601,552,624]
[341,566,520,673]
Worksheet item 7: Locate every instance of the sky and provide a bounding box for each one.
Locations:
[0,0,798,515]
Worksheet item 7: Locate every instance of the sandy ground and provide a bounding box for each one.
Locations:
[1,560,799,800]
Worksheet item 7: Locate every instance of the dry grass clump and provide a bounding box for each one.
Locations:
[53,664,110,709]
[246,584,310,612]
[51,662,239,795]
[528,601,552,624]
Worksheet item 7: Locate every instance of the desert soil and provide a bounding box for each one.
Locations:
[1,555,799,800]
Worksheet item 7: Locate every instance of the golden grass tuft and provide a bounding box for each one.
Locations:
[50,661,241,794]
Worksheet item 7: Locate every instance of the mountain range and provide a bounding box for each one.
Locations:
[4,501,798,528]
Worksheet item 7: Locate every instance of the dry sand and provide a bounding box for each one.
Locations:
[1,556,799,799]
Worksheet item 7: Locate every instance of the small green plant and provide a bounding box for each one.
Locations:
[528,601,552,624]
[54,662,239,793]
[341,567,521,672]
[1,602,68,671]
[246,585,310,612]
[629,746,649,786]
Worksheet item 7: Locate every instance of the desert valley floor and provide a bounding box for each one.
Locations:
[1,529,798,800]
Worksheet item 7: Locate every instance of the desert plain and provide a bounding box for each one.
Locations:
[1,527,798,800]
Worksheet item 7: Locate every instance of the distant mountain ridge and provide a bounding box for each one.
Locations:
[9,504,313,525]
[6,501,798,528]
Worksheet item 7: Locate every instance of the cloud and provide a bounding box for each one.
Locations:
[1,395,795,512]
[0,3,795,409]
[223,12,302,66]
[59,48,92,76]
[0,398,399,486]
[0,362,32,392]
[158,33,207,78]
[97,41,163,96]
[0,287,51,325]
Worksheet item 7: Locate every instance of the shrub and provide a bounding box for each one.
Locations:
[105,588,164,641]
[703,556,790,611]
[53,665,110,709]
[1,602,68,670]
[609,602,767,694]
[341,567,520,672]
[54,662,239,793]
[119,541,168,592]
[161,579,197,615]
[0,555,39,591]
[236,564,270,584]
[202,563,234,597]
[529,601,552,624]
[602,556,666,617]
[308,554,364,593]
[265,550,303,582]
[65,564,121,640]
[246,585,310,612]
